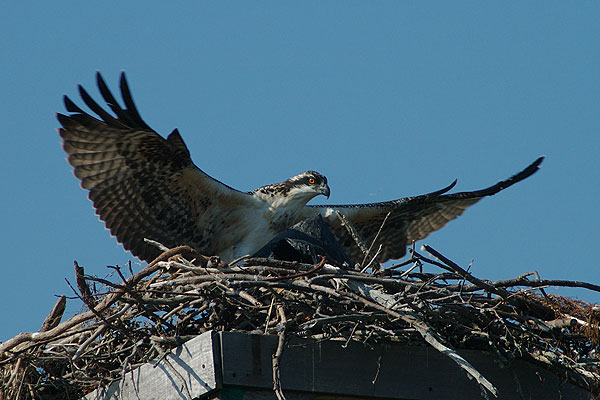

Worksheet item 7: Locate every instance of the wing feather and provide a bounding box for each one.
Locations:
[306,157,543,263]
[58,72,254,262]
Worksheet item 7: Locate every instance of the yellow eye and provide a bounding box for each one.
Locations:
[308,177,316,184]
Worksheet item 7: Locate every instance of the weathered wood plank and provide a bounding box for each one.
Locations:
[218,332,589,400]
[82,330,220,400]
[83,330,590,400]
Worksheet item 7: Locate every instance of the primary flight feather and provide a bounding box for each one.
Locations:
[57,72,543,264]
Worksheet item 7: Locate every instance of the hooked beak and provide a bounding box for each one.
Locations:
[320,184,331,199]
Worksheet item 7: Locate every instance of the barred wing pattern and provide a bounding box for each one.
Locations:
[307,157,543,263]
[58,72,254,262]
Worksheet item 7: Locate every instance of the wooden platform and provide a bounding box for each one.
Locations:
[82,330,589,400]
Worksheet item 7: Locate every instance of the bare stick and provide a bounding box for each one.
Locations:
[272,305,287,400]
[144,238,169,252]
[336,210,370,268]
[75,261,97,309]
[39,295,66,333]
[361,211,390,269]
[421,245,518,306]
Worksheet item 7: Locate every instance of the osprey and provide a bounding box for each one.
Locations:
[58,73,543,264]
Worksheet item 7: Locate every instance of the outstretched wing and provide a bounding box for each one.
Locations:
[58,72,255,262]
[305,157,543,264]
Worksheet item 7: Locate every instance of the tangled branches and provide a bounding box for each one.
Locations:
[1,244,599,399]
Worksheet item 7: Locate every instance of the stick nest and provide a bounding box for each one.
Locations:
[1,244,599,399]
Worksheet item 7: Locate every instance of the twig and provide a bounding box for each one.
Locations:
[336,210,370,268]
[144,238,169,252]
[39,295,66,332]
[267,256,326,281]
[420,245,518,306]
[272,305,287,400]
[361,244,383,273]
[265,297,276,334]
[75,261,97,309]
[361,211,390,269]
[372,355,382,384]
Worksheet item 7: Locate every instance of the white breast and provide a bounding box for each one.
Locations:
[222,215,274,261]
[217,188,315,262]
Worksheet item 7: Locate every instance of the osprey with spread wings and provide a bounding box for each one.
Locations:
[58,73,543,264]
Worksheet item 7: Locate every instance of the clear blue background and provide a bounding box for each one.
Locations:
[1,3,599,341]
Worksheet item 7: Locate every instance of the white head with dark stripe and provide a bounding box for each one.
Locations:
[252,171,330,208]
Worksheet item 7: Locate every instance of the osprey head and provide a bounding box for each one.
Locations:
[285,171,330,200]
[253,170,330,206]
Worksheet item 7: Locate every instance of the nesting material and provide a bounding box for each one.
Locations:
[1,244,599,399]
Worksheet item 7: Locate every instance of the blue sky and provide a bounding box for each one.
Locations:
[1,3,599,341]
